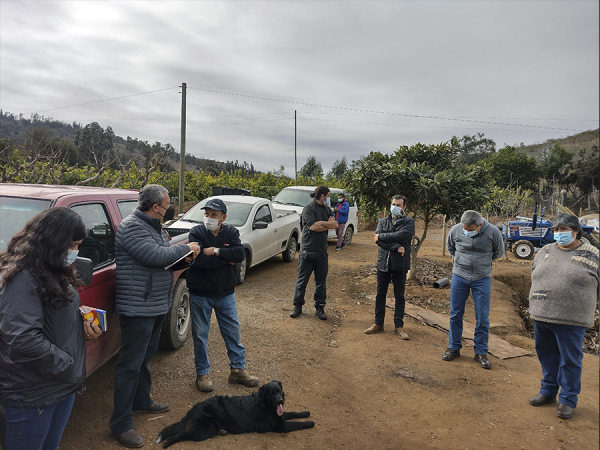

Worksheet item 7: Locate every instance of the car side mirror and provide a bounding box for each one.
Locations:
[253,221,268,230]
[75,257,93,286]
[178,213,184,218]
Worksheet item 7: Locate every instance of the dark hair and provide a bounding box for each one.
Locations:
[309,185,330,200]
[391,195,407,207]
[338,192,345,198]
[0,207,87,309]
[551,213,583,240]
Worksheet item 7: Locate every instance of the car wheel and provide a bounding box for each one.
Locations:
[343,226,354,245]
[513,240,534,260]
[235,250,249,285]
[159,278,191,350]
[282,236,297,262]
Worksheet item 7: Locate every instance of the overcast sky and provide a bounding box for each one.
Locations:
[1,1,598,177]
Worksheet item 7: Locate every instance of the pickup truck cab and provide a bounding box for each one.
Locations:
[0,183,192,376]
[272,186,359,245]
[167,195,300,284]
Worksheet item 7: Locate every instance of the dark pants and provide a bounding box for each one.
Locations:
[293,252,329,308]
[3,393,75,450]
[534,320,586,408]
[109,314,166,435]
[375,270,407,328]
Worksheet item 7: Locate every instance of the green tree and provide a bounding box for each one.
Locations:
[346,142,493,274]
[75,122,116,167]
[538,144,575,191]
[483,145,539,190]
[326,156,348,182]
[298,155,323,180]
[574,146,599,198]
[452,133,496,166]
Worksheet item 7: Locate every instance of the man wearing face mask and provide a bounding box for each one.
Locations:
[290,185,338,320]
[186,198,259,393]
[110,185,201,448]
[443,210,504,370]
[365,195,415,339]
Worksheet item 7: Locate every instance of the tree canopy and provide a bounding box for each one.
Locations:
[298,155,323,180]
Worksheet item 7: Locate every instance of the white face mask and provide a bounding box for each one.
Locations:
[203,216,220,231]
[64,249,79,266]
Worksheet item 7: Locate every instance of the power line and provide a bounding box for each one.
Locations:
[26,87,179,115]
[188,86,592,132]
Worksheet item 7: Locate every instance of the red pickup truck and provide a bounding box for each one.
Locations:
[0,183,192,376]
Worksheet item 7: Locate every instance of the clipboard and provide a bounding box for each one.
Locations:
[165,250,193,270]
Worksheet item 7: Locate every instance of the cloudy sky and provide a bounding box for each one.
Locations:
[1,1,598,177]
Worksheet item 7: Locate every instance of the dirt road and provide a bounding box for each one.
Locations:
[60,224,599,450]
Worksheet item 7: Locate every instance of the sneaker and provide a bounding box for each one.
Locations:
[114,429,144,448]
[315,307,327,320]
[335,246,341,251]
[229,368,259,387]
[442,348,460,361]
[364,324,384,334]
[196,374,214,392]
[394,328,409,340]
[290,305,302,318]
[341,242,347,248]
[474,353,491,369]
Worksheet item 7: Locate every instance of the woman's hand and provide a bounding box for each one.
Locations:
[83,320,102,340]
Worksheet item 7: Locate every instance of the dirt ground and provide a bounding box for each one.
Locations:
[61,222,599,450]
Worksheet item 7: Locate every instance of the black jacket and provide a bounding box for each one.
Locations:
[187,224,246,298]
[0,270,86,407]
[375,214,415,272]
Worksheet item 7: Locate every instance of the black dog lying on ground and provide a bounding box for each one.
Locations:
[156,380,314,448]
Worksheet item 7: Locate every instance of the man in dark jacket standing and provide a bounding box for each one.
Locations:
[334,192,350,251]
[110,185,200,448]
[290,186,338,320]
[364,195,415,340]
[186,198,259,393]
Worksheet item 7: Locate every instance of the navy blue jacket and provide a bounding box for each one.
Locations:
[187,223,245,298]
[114,209,191,317]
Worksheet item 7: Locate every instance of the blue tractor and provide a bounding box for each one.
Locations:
[505,216,595,260]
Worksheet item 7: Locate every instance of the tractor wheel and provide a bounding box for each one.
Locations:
[513,240,535,260]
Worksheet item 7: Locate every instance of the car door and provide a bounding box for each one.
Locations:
[249,203,277,264]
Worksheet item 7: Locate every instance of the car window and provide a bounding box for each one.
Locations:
[71,203,115,269]
[254,204,273,224]
[272,189,312,207]
[117,200,138,219]
[0,197,51,253]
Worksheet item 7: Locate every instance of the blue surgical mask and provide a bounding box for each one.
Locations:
[463,229,478,238]
[324,198,331,207]
[554,231,574,246]
[391,205,404,216]
[64,249,79,266]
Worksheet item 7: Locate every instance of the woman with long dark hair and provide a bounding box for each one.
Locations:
[0,207,102,450]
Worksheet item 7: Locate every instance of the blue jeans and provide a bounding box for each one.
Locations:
[3,393,75,450]
[109,314,166,434]
[448,274,491,355]
[190,293,246,375]
[534,320,586,408]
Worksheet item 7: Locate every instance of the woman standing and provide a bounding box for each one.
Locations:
[528,213,599,419]
[0,207,102,449]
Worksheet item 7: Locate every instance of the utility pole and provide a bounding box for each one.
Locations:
[294,110,297,185]
[179,83,187,214]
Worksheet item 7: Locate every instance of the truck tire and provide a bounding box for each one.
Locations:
[235,250,249,285]
[282,235,297,262]
[159,278,191,350]
[513,240,535,260]
[344,225,354,245]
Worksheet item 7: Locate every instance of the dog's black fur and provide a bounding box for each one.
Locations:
[156,380,314,448]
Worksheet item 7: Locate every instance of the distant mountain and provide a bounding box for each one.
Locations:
[519,129,599,159]
[0,111,257,175]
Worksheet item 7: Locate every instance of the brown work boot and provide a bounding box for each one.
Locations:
[229,368,259,387]
[394,328,410,340]
[364,324,384,334]
[114,429,144,448]
[196,374,214,392]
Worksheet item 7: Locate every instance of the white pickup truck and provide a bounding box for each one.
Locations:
[167,195,300,284]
